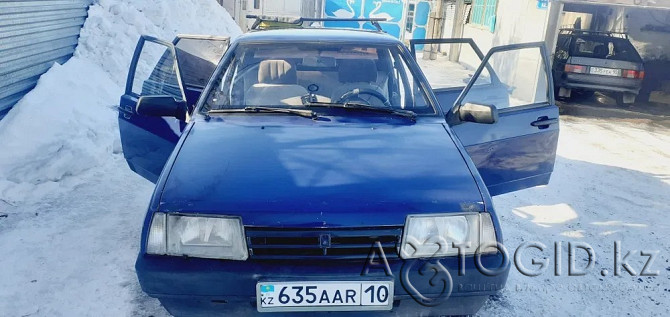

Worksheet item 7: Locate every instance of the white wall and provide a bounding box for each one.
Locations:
[263,0,302,16]
[462,0,549,52]
[459,0,551,104]
[560,11,593,29]
[624,8,670,61]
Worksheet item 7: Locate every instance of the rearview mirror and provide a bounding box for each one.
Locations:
[136,96,187,121]
[458,102,498,124]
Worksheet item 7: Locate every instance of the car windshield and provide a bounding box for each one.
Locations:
[201,42,435,115]
[570,36,641,62]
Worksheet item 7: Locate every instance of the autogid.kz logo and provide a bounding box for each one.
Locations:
[361,237,463,306]
[361,237,659,307]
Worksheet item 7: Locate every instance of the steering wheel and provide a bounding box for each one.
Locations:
[336,88,392,108]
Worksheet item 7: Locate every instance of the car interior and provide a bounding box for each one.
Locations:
[241,57,396,108]
[202,44,439,114]
[571,36,642,62]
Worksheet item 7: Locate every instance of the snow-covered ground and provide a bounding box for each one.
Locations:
[417,53,478,89]
[482,115,670,316]
[0,1,669,316]
[0,0,241,205]
[0,0,240,315]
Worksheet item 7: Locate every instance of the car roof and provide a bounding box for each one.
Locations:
[559,29,628,40]
[569,34,631,42]
[235,28,402,45]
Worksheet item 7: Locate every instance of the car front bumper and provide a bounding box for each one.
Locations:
[136,253,509,316]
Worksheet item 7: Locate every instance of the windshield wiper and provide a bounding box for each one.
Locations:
[303,102,416,121]
[208,107,317,119]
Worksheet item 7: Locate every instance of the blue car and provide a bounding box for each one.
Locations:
[118,18,558,316]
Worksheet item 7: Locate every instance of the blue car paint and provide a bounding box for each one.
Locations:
[136,253,509,316]
[157,117,486,227]
[119,34,230,182]
[119,94,185,182]
[408,38,560,195]
[452,105,560,195]
[118,28,559,316]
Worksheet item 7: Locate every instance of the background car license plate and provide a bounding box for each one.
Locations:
[589,67,620,76]
[257,281,393,312]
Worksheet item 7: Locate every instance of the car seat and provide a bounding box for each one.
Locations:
[245,60,308,106]
[592,44,608,58]
[330,59,387,107]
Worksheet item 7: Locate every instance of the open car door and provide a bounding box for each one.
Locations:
[118,34,229,183]
[410,38,490,113]
[413,40,559,196]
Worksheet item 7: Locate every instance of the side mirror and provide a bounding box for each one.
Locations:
[458,102,498,124]
[136,96,187,121]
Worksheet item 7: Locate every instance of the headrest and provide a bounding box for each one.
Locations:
[593,44,608,58]
[258,59,297,84]
[338,59,377,83]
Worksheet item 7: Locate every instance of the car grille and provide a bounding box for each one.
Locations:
[245,227,403,260]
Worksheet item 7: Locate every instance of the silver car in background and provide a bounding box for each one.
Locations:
[552,29,644,105]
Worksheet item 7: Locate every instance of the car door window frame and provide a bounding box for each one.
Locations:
[124,35,188,103]
[173,34,230,90]
[453,41,555,116]
[409,38,501,92]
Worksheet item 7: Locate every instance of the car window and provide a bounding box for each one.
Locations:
[461,46,549,109]
[415,43,491,90]
[202,43,435,115]
[570,36,641,62]
[175,37,229,88]
[555,35,571,61]
[132,41,182,100]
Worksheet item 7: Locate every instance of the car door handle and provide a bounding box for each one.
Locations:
[119,105,134,119]
[530,118,559,127]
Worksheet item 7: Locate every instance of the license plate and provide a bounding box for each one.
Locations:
[589,67,620,76]
[256,281,393,312]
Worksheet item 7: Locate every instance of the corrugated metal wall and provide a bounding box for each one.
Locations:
[0,0,91,116]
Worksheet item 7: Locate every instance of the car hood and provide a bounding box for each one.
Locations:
[158,119,484,227]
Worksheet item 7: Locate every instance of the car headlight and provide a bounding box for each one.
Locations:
[400,213,497,259]
[146,212,248,260]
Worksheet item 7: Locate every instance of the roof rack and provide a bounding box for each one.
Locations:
[559,28,628,39]
[246,15,386,32]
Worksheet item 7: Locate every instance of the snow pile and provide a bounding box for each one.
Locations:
[78,0,242,86]
[0,0,241,204]
[0,59,120,202]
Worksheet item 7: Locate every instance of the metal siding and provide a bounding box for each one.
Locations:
[0,0,91,116]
